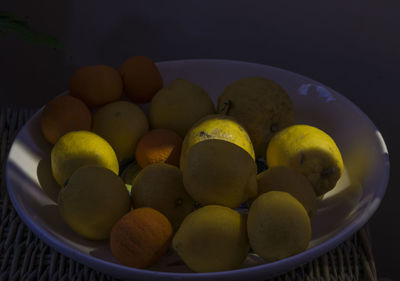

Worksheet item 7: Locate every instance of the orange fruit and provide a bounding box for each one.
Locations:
[110,207,173,269]
[69,65,123,106]
[40,95,91,144]
[135,129,182,168]
[119,56,163,103]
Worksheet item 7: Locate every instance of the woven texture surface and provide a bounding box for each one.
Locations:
[0,107,378,281]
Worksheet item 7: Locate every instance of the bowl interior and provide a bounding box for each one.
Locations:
[6,59,389,280]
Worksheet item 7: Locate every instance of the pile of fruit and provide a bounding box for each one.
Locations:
[40,56,344,273]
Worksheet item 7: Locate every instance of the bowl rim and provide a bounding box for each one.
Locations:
[5,58,390,280]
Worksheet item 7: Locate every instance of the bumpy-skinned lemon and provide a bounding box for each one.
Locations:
[92,101,149,165]
[247,191,311,261]
[172,205,249,272]
[182,139,257,208]
[180,114,255,168]
[149,79,215,137]
[51,131,119,186]
[266,124,344,196]
[58,166,130,240]
[131,163,195,231]
[254,166,318,218]
[218,77,295,157]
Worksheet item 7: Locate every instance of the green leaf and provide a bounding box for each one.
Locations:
[0,10,65,51]
[0,11,15,19]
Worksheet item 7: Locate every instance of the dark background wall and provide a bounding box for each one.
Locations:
[1,1,399,279]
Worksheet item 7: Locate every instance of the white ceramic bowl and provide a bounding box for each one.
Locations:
[6,59,390,281]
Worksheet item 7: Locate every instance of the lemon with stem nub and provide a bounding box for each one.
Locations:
[266,124,344,196]
[218,77,295,157]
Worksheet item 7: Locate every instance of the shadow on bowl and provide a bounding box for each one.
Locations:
[37,156,60,203]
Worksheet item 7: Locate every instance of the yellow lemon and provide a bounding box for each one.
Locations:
[266,124,344,196]
[172,205,249,272]
[247,191,311,261]
[131,163,195,231]
[218,77,295,157]
[149,79,215,137]
[51,131,119,186]
[92,101,149,165]
[182,139,257,208]
[58,166,130,240]
[180,114,255,168]
[254,166,318,218]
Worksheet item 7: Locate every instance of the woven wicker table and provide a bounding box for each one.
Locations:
[0,108,378,281]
